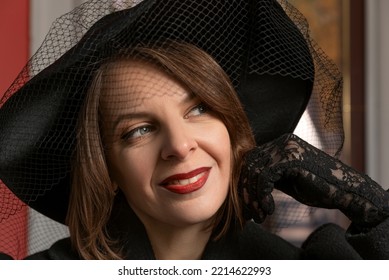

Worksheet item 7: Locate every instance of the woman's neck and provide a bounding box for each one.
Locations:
[144,220,212,260]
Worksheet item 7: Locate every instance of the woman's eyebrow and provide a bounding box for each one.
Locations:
[111,112,150,134]
[111,92,196,133]
[179,91,196,106]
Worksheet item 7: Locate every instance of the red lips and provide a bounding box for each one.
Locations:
[159,167,211,194]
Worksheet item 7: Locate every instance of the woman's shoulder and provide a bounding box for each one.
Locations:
[239,221,366,259]
[25,237,80,260]
[300,223,362,259]
[237,220,302,259]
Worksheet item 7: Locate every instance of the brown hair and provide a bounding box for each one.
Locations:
[67,41,255,259]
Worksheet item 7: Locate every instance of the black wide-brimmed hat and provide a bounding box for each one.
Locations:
[0,0,343,226]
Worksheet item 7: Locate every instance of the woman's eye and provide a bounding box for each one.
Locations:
[122,125,153,141]
[186,103,208,117]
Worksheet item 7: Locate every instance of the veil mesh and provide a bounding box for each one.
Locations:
[0,0,343,259]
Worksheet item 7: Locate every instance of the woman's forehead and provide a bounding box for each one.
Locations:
[102,59,165,87]
[99,59,189,112]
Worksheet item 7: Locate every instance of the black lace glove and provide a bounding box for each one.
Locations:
[239,133,389,229]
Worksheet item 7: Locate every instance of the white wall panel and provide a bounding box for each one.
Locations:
[366,0,389,188]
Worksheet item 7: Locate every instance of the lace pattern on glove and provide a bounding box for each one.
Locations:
[239,134,389,228]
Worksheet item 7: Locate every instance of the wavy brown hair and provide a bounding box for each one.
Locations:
[67,41,255,259]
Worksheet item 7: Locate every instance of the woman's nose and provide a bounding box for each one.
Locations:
[160,124,198,161]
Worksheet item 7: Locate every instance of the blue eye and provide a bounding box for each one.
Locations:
[122,125,153,141]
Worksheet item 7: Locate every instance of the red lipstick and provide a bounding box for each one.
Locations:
[160,167,211,194]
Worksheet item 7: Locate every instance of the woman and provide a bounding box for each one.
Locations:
[0,0,388,259]
[15,41,389,260]
[67,42,255,259]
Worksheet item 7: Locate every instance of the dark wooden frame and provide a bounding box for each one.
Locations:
[348,0,365,172]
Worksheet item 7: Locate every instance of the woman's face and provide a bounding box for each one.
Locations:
[100,60,231,229]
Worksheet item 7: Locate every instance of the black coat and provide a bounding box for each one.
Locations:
[26,194,389,260]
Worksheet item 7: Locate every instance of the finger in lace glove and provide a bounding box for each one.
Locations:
[239,133,389,229]
[239,148,275,223]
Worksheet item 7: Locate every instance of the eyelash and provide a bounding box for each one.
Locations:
[121,125,154,142]
[121,102,209,142]
[185,102,208,118]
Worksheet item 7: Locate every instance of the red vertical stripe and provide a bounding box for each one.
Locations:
[0,0,30,259]
[0,0,30,96]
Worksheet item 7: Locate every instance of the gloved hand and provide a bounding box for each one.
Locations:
[239,133,389,229]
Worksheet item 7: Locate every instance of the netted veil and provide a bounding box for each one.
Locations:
[0,0,343,259]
